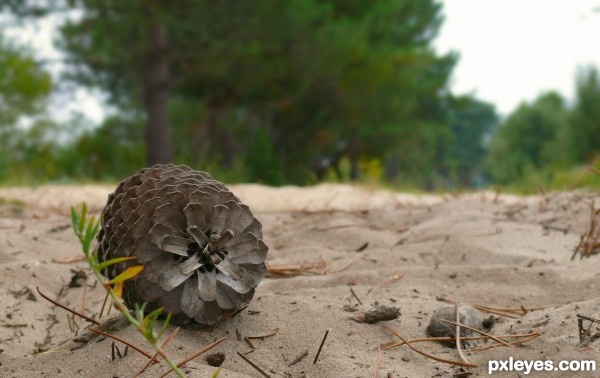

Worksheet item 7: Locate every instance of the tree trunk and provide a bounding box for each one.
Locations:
[348,139,360,181]
[143,11,173,165]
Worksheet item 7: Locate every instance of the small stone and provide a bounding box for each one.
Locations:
[206,352,225,367]
[426,304,485,347]
[354,305,400,323]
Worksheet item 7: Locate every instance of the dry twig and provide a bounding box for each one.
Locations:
[370,273,403,293]
[288,349,308,366]
[236,351,271,378]
[381,332,540,351]
[349,285,363,305]
[374,347,382,378]
[267,261,327,277]
[469,333,541,353]
[52,255,87,264]
[327,256,358,274]
[159,337,227,378]
[436,318,512,348]
[382,325,477,368]
[36,287,99,325]
[89,328,153,359]
[134,327,181,377]
[313,329,330,364]
[572,200,600,259]
[454,303,474,367]
[438,297,543,318]
[247,328,279,340]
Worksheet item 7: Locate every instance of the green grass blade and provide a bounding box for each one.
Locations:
[70,206,79,234]
[95,256,138,272]
[79,203,87,233]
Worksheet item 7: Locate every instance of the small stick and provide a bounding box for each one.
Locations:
[244,337,256,349]
[470,333,541,353]
[159,337,228,378]
[471,307,520,319]
[52,255,87,264]
[267,262,326,271]
[577,314,600,325]
[99,290,110,319]
[436,318,512,348]
[89,328,152,359]
[267,261,327,277]
[134,327,181,377]
[382,325,477,368]
[382,332,540,350]
[374,347,381,378]
[247,328,279,339]
[474,304,544,314]
[313,330,329,364]
[349,285,363,306]
[0,323,28,328]
[66,314,76,333]
[288,349,308,366]
[70,313,80,332]
[454,304,473,366]
[36,287,99,325]
[327,256,358,274]
[371,274,403,292]
[236,351,271,378]
[210,305,247,328]
[438,297,543,318]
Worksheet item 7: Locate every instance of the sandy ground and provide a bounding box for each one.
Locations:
[0,183,600,377]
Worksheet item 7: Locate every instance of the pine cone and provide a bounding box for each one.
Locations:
[97,164,268,325]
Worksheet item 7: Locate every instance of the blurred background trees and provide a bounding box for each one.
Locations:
[1,1,599,191]
[0,35,53,181]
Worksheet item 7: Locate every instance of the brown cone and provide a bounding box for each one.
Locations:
[97,164,267,325]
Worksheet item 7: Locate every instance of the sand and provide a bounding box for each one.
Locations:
[0,184,599,377]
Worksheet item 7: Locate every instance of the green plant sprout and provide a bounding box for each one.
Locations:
[71,203,186,378]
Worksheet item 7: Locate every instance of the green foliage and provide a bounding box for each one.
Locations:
[445,95,498,187]
[0,36,51,126]
[0,35,54,182]
[486,164,600,194]
[70,203,186,378]
[70,202,101,256]
[485,92,569,184]
[57,115,146,181]
[49,0,458,186]
[568,67,600,163]
[9,2,600,192]
[244,128,284,186]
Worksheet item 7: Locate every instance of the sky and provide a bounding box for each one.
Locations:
[435,0,600,115]
[4,1,600,123]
